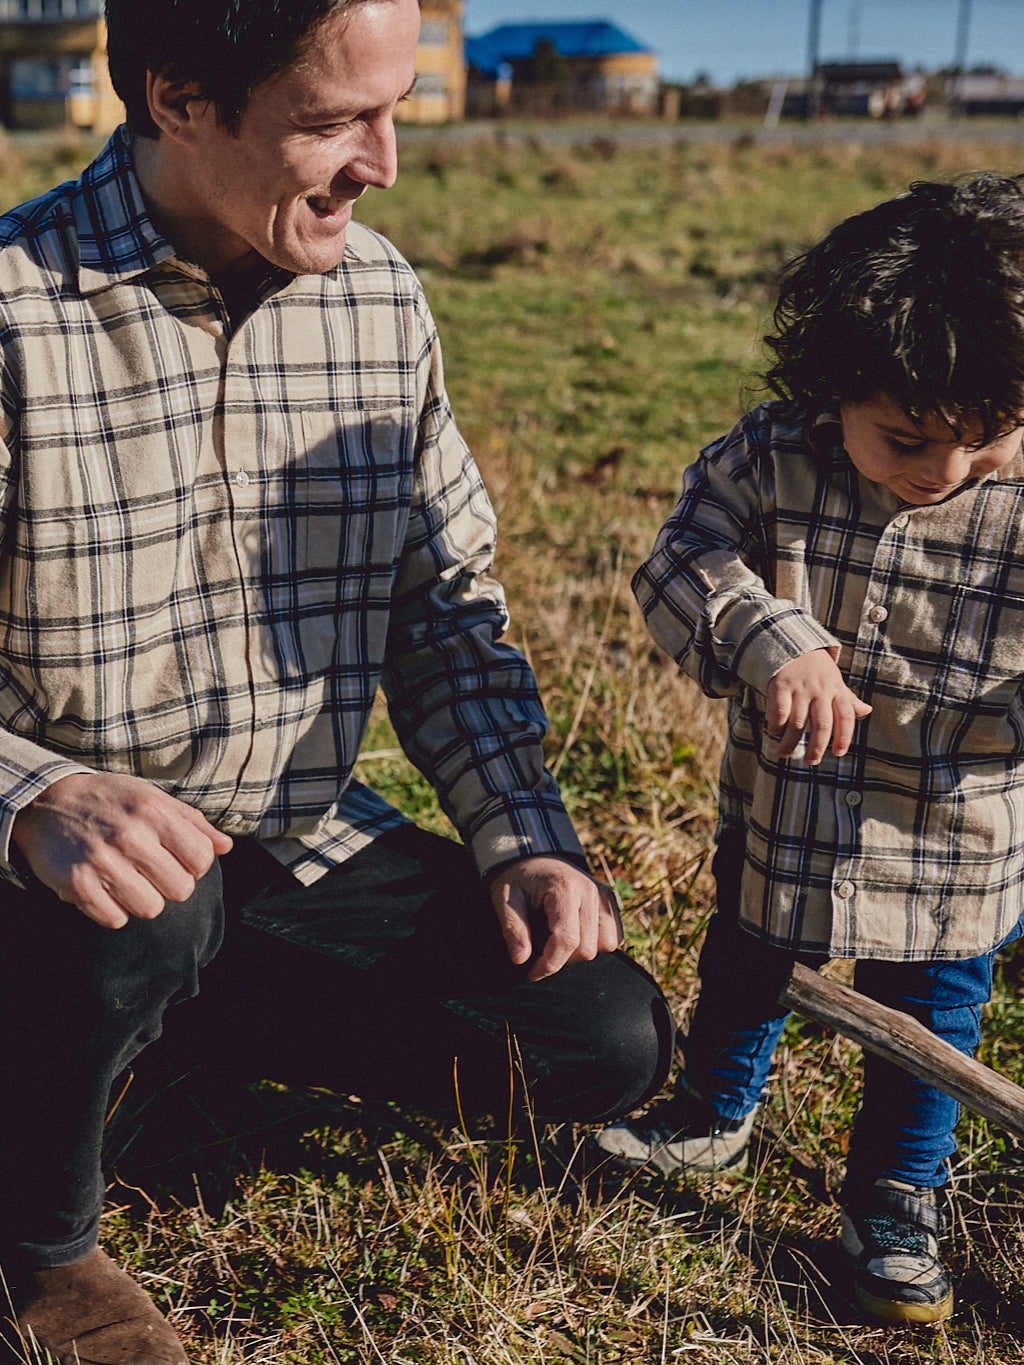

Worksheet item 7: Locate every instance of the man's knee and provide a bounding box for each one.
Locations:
[1,865,224,1032]
[86,869,225,1024]
[526,953,676,1124]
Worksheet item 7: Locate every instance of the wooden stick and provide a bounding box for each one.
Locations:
[779,962,1024,1140]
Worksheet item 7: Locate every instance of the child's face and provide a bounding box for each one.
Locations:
[840,393,1024,505]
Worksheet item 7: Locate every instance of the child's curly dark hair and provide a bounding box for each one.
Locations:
[763,173,1024,443]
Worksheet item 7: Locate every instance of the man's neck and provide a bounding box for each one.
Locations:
[131,132,235,276]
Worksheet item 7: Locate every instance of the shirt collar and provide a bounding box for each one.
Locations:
[72,125,180,295]
[806,404,848,471]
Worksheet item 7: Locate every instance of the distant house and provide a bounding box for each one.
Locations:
[0,0,467,133]
[465,20,659,117]
[780,60,913,120]
[952,72,1024,116]
[0,0,120,133]
[817,61,905,117]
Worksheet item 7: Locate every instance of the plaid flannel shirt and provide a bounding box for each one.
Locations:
[0,128,583,886]
[636,400,1024,960]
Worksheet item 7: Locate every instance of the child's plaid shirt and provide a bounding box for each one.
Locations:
[636,399,1024,960]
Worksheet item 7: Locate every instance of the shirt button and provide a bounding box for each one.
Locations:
[220,813,243,831]
[844,790,862,806]
[835,880,856,899]
[233,470,251,487]
[893,513,910,529]
[866,604,888,624]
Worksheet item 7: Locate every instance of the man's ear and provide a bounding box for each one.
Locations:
[145,71,208,142]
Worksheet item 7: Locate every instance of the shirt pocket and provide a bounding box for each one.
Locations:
[933,583,1024,710]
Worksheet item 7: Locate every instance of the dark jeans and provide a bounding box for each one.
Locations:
[0,824,673,1272]
[684,829,1023,1193]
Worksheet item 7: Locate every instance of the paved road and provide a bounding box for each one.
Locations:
[398,110,1024,148]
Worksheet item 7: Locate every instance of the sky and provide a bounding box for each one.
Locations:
[462,0,1024,86]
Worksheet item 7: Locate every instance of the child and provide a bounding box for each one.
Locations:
[594,174,1024,1326]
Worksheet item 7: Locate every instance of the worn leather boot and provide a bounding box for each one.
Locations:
[1,1246,187,1364]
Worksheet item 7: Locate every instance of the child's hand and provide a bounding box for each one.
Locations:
[766,650,872,764]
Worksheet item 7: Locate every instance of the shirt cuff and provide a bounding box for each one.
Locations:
[732,608,840,696]
[464,796,587,881]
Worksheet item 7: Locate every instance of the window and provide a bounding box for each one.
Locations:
[418,18,448,47]
[10,57,64,97]
[10,52,90,96]
[0,0,102,19]
[413,72,448,97]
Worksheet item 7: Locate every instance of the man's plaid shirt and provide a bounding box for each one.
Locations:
[635,400,1024,960]
[0,129,582,886]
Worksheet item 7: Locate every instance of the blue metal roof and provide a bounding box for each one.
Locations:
[464,34,510,79]
[466,21,652,77]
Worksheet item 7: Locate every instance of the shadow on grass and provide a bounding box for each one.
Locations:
[102,1016,465,1223]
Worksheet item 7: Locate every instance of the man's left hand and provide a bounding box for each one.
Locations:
[490,857,624,982]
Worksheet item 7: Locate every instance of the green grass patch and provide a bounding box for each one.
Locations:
[9,125,1024,1363]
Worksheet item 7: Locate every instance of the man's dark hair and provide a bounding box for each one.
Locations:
[763,174,1024,443]
[105,0,382,139]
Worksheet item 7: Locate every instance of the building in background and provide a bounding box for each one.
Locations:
[0,0,467,133]
[951,71,1024,116]
[813,61,907,117]
[465,21,659,118]
[399,0,466,123]
[774,60,923,120]
[0,0,119,133]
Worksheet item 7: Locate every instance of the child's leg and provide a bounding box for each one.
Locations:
[591,828,810,1177]
[847,915,1024,1193]
[836,935,1022,1326]
[682,829,818,1119]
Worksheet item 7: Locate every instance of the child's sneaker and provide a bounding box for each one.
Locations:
[590,1089,755,1178]
[839,1179,953,1325]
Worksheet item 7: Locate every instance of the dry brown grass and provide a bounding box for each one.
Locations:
[5,126,1024,1363]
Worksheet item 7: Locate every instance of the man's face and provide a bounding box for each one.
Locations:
[170,0,420,276]
[840,392,1024,505]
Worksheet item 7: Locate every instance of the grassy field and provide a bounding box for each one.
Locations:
[7,124,1024,1364]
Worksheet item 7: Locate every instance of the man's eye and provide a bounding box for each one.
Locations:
[890,438,926,455]
[306,118,355,136]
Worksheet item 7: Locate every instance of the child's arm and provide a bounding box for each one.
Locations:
[636,410,870,761]
[767,649,872,764]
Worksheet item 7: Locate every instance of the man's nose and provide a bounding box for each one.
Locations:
[342,116,399,192]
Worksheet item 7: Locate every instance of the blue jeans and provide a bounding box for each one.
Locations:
[684,829,1024,1193]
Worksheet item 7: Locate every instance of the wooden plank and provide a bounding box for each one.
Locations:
[778,962,1024,1140]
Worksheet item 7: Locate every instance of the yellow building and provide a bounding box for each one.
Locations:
[0,0,119,133]
[399,0,466,124]
[0,0,467,133]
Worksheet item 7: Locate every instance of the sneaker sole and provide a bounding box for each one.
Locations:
[855,1283,954,1326]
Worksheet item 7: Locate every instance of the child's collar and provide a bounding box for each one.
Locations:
[807,405,846,467]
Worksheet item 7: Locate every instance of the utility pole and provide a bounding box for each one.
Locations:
[950,0,973,113]
[847,0,862,57]
[806,0,824,118]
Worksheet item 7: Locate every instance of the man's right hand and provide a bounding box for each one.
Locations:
[10,771,234,928]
